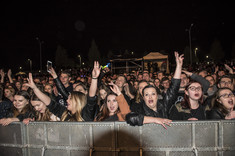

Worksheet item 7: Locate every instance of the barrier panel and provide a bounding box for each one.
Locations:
[0,120,235,156]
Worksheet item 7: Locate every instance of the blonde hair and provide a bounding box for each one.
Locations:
[61,91,87,121]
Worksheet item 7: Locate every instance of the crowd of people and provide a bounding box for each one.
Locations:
[0,52,235,129]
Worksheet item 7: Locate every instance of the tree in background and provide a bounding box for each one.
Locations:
[55,45,75,68]
[209,38,224,61]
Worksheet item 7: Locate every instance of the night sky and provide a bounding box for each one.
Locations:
[0,0,234,72]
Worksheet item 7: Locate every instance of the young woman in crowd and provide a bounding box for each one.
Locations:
[23,93,60,124]
[25,62,100,122]
[43,83,56,101]
[169,81,210,120]
[97,84,111,111]
[130,80,149,110]
[126,52,183,129]
[0,91,35,126]
[94,82,131,121]
[207,88,235,119]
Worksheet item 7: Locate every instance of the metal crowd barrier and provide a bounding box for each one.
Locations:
[0,120,234,156]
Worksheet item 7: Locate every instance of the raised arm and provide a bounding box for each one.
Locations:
[224,64,234,74]
[7,69,18,92]
[89,61,101,97]
[7,69,14,83]
[49,67,69,100]
[110,82,131,119]
[0,69,5,84]
[26,73,51,105]
[173,51,184,79]
[163,52,183,115]
[182,69,210,94]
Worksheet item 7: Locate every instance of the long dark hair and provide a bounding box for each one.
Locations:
[31,93,53,121]
[181,81,204,109]
[212,87,232,116]
[95,92,119,121]
[13,90,33,117]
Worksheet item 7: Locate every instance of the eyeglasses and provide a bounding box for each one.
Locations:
[220,81,232,85]
[218,93,235,99]
[188,86,202,91]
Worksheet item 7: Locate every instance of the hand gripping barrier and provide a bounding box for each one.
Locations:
[0,120,235,156]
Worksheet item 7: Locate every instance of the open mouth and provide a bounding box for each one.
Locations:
[194,93,200,97]
[110,106,115,110]
[148,100,153,104]
[228,99,234,105]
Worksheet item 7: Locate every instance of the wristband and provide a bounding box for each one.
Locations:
[92,77,98,79]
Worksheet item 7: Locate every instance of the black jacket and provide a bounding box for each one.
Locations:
[206,108,225,120]
[53,77,73,106]
[47,96,97,121]
[126,78,181,126]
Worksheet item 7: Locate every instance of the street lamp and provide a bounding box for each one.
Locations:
[28,59,32,72]
[194,48,198,57]
[77,55,81,67]
[36,37,43,71]
[188,23,194,65]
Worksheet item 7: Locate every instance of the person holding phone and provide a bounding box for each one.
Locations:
[47,63,73,106]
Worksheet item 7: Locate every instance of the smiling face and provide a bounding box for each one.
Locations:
[217,89,235,110]
[106,94,118,116]
[143,87,158,111]
[185,82,203,101]
[13,95,29,112]
[31,100,46,114]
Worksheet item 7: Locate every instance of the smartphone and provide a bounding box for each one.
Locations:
[47,61,52,72]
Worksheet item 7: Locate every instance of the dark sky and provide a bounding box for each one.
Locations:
[0,0,234,71]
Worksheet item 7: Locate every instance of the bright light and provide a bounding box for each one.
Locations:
[82,62,85,65]
[206,56,209,58]
[195,48,198,51]
[77,55,80,58]
[19,67,22,69]
[131,52,134,55]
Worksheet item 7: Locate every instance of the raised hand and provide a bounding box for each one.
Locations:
[25,73,37,89]
[48,67,58,79]
[109,81,121,96]
[0,69,5,78]
[182,70,193,77]
[175,51,184,67]
[7,69,12,77]
[92,61,101,78]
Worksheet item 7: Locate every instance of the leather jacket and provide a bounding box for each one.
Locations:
[47,96,97,121]
[126,78,181,126]
[54,77,72,101]
[206,108,225,120]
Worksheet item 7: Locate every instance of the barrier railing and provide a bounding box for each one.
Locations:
[0,120,235,156]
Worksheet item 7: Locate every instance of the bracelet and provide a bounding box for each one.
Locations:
[92,77,98,79]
